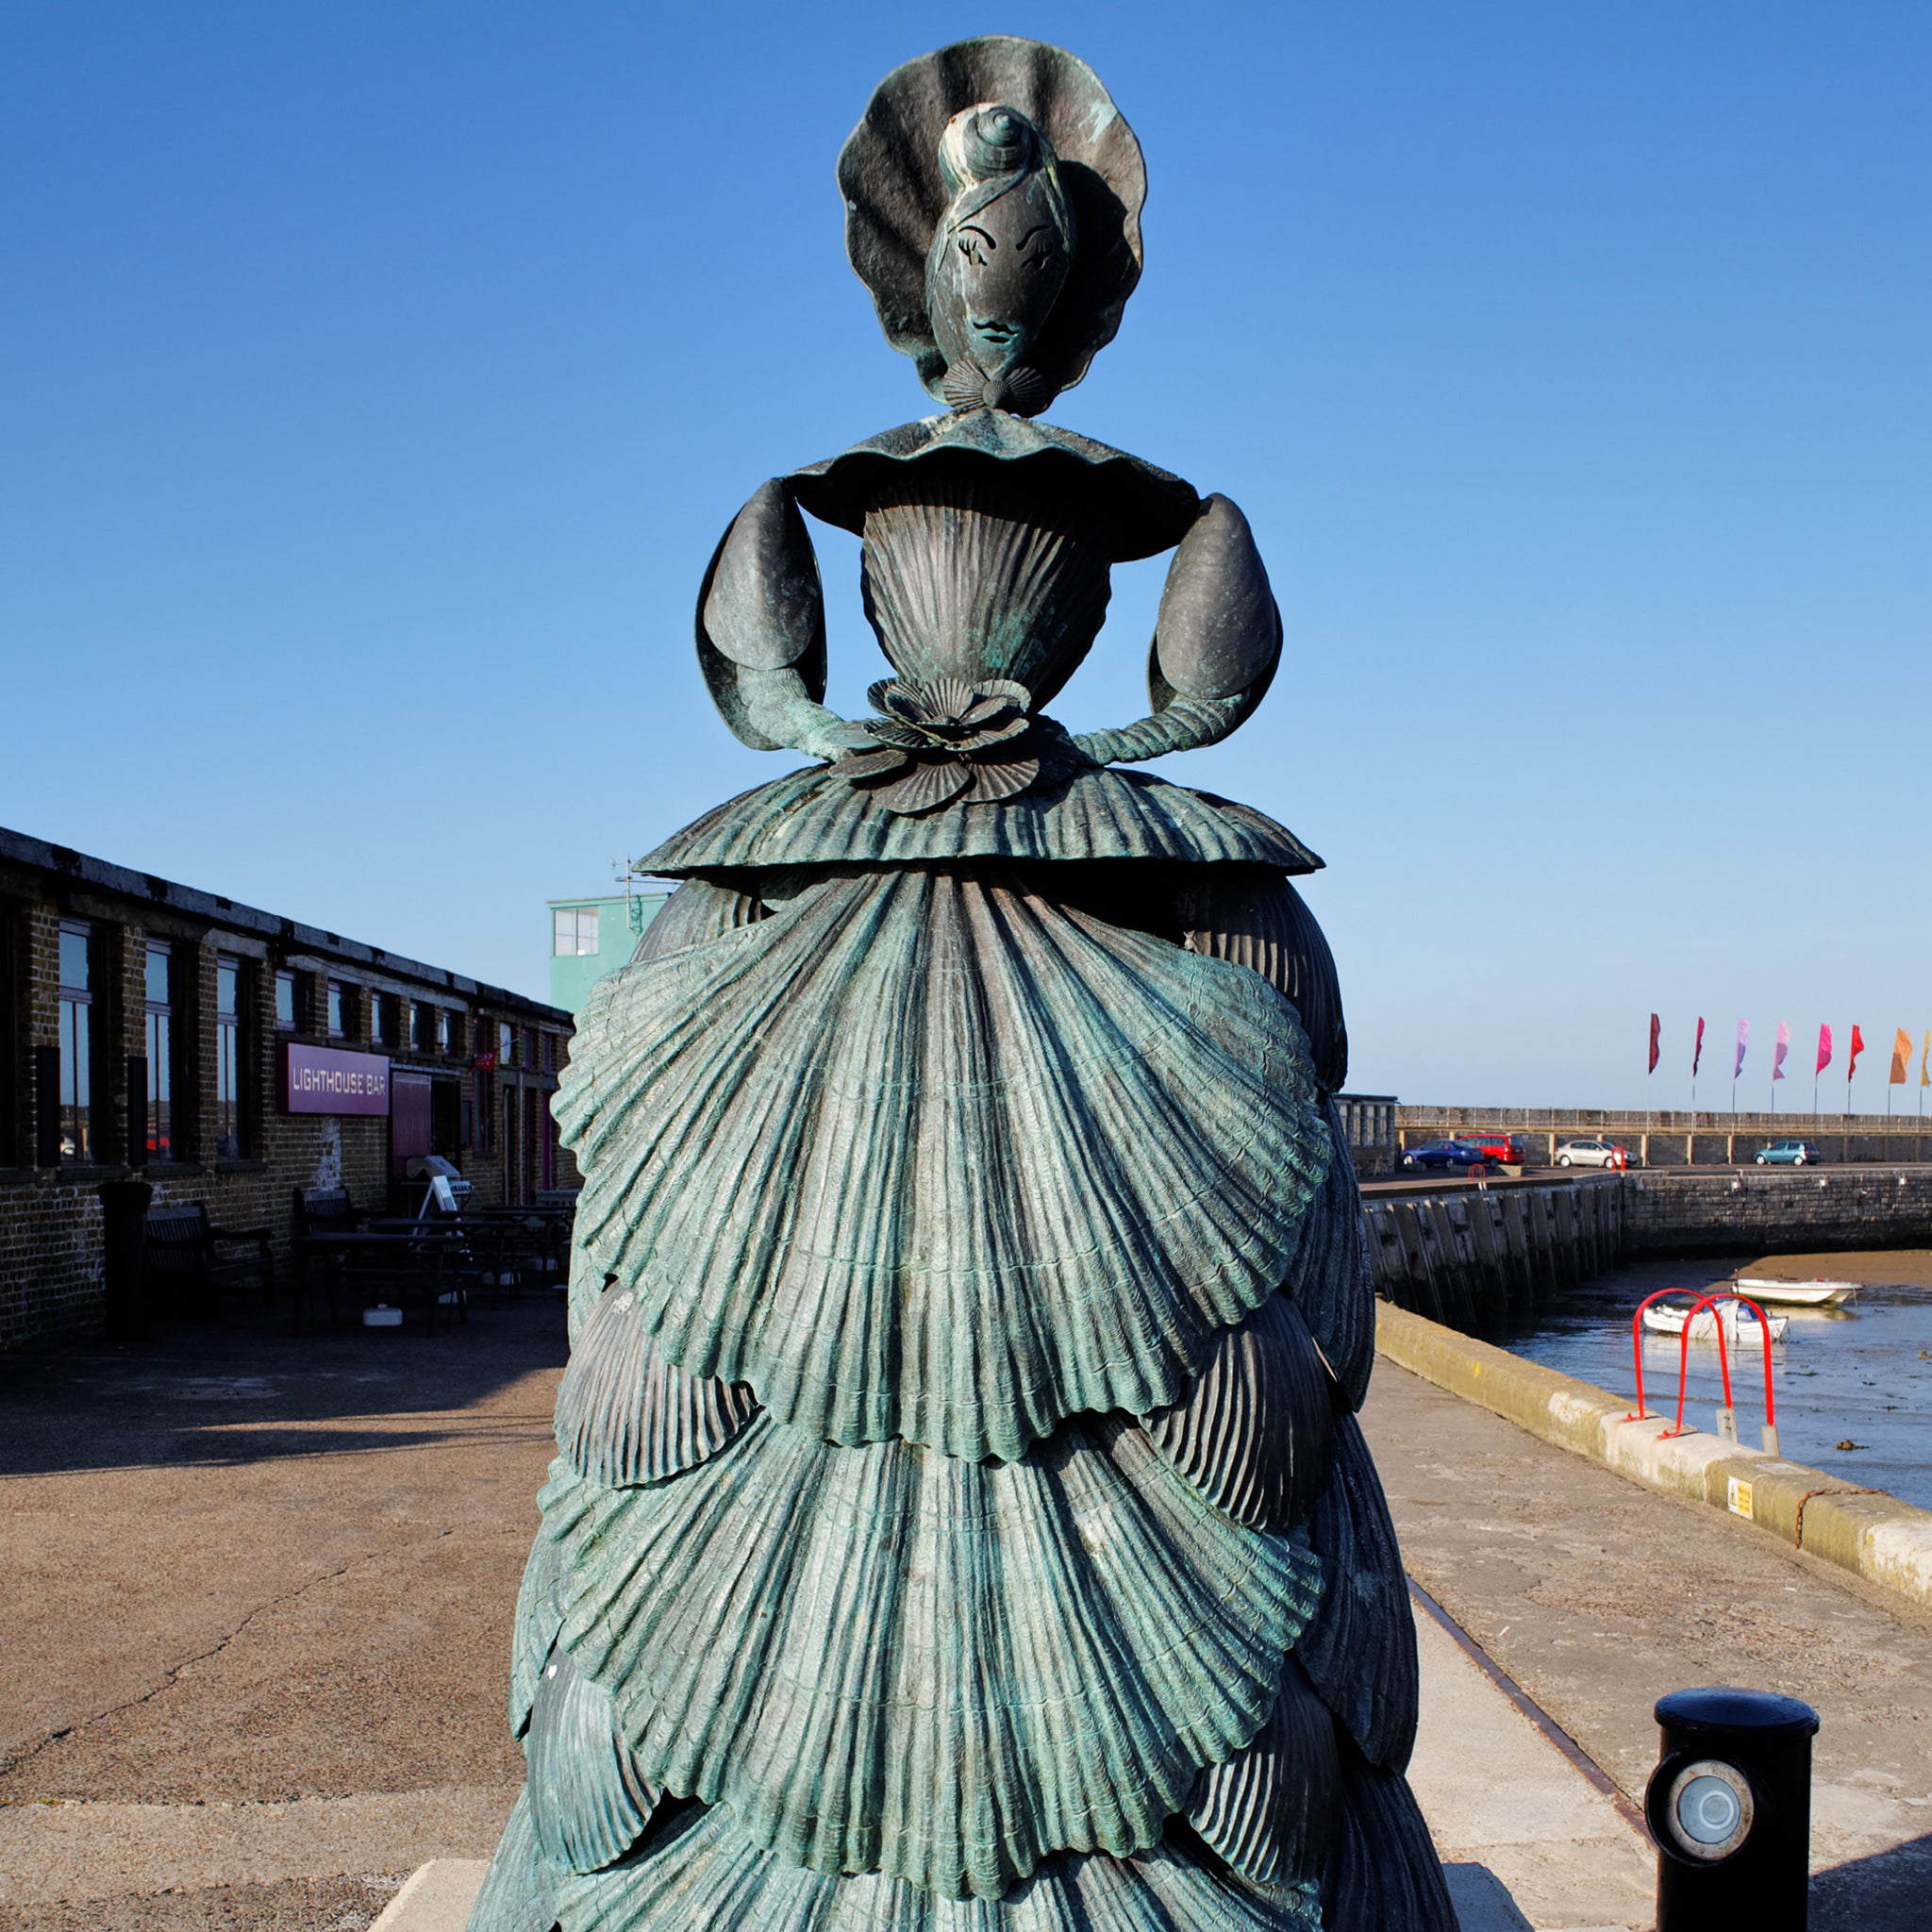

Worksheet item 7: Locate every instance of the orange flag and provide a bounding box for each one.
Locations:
[1890,1028,1913,1084]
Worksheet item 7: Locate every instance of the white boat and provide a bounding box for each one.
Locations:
[1643,1301,1790,1343]
[1731,1274,1857,1307]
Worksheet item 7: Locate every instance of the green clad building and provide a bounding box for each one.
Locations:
[547,891,668,1015]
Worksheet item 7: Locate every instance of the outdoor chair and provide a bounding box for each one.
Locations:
[143,1204,275,1321]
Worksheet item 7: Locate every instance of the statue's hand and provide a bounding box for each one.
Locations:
[796,716,885,763]
[1075,495,1282,765]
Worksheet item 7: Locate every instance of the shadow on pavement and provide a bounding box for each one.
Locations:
[1812,1832,1932,1929]
[0,1291,567,1477]
[1441,1863,1534,1930]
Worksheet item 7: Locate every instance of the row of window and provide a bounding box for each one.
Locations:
[282,969,548,1070]
[41,917,556,1167]
[57,925,251,1163]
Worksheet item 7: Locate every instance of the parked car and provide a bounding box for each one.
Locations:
[1756,1140,1824,1167]
[1401,1140,1491,1171]
[1556,1137,1626,1168]
[1457,1131,1527,1167]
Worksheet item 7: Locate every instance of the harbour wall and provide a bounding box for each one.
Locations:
[1360,1174,1624,1330]
[1374,1301,1932,1614]
[1360,1164,1932,1332]
[1622,1162,1932,1256]
[1398,1104,1930,1169]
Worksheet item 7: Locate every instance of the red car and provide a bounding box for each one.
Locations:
[1456,1131,1526,1167]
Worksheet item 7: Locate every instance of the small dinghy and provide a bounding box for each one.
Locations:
[1644,1299,1790,1343]
[1732,1274,1857,1307]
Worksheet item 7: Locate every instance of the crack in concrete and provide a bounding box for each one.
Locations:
[0,1531,452,1783]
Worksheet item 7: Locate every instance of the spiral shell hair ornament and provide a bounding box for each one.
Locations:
[940,103,1052,195]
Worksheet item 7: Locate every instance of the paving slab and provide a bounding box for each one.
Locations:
[1363,1357,1932,1931]
[1407,1603,1654,1929]
[0,1789,511,1909]
[370,1858,489,1931]
[0,1296,564,1928]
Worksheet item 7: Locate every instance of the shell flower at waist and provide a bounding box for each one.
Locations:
[837,676,1042,814]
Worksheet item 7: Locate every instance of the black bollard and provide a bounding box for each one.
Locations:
[98,1178,154,1341]
[1647,1687,1819,1931]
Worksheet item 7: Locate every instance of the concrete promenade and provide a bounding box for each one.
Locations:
[1368,1362,1932,1929]
[4,1294,1927,1928]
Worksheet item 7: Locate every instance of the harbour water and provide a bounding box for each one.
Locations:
[1505,1249,1932,1512]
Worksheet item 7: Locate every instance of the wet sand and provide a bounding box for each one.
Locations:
[1733,1248,1932,1289]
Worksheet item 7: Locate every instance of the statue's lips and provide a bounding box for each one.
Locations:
[971,318,1020,342]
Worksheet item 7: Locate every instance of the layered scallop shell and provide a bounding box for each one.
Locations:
[1280,1093,1377,1412]
[554,1282,759,1490]
[526,1648,665,1875]
[558,866,1332,1461]
[1320,1746,1460,1930]
[547,1802,1322,1932]
[1140,1293,1336,1534]
[1183,1660,1340,1890]
[1178,873,1346,1094]
[858,481,1112,707]
[636,762,1320,874]
[533,1414,1322,1901]
[1296,1412,1420,1774]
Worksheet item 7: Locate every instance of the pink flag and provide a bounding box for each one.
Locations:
[1773,1022,1790,1081]
[1734,1018,1749,1080]
[1816,1023,1833,1076]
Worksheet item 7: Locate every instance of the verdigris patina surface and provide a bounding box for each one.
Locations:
[470,37,1455,1931]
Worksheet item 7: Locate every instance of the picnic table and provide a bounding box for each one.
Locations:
[291,1227,468,1335]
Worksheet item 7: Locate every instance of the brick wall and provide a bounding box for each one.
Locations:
[1623,1164,1932,1255]
[1,845,573,1350]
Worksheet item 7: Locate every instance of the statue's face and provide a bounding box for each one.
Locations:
[927,172,1072,379]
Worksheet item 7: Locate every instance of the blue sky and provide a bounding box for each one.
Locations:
[4,3,1926,1108]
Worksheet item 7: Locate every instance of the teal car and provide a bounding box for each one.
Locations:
[1755,1140,1824,1166]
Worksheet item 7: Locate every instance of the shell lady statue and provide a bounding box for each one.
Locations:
[471,38,1455,1932]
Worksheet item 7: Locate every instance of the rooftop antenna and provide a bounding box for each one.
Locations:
[612,857,649,935]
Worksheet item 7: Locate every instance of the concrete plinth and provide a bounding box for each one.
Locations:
[371,1857,488,1930]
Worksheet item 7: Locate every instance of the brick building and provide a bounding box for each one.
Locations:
[0,826,575,1349]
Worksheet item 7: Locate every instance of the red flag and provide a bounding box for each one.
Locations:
[1848,1024,1865,1081]
[1648,1013,1660,1074]
[1692,1017,1705,1076]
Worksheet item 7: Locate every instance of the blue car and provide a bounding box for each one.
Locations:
[1755,1140,1824,1167]
[1401,1140,1489,1171]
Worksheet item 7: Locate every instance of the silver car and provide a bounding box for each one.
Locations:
[1556,1137,1624,1168]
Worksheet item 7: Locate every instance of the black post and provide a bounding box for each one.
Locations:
[1647,1687,1818,1930]
[98,1177,154,1342]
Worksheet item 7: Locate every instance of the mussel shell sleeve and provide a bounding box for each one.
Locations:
[1153,495,1282,702]
[695,480,829,751]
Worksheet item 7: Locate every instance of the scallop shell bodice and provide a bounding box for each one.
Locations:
[859,470,1112,707]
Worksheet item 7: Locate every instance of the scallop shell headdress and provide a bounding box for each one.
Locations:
[840,37,1146,404]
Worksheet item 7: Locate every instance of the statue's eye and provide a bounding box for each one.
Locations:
[957,225,993,267]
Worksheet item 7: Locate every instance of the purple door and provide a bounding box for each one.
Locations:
[391,1071,432,1178]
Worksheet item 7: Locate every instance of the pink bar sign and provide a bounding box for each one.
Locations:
[280,1042,391,1116]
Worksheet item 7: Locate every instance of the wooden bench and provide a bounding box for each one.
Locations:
[143,1204,275,1320]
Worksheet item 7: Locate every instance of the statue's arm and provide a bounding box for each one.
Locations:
[695,480,874,759]
[1073,494,1281,766]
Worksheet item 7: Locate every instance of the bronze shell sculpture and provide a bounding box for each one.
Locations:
[471,35,1454,1932]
